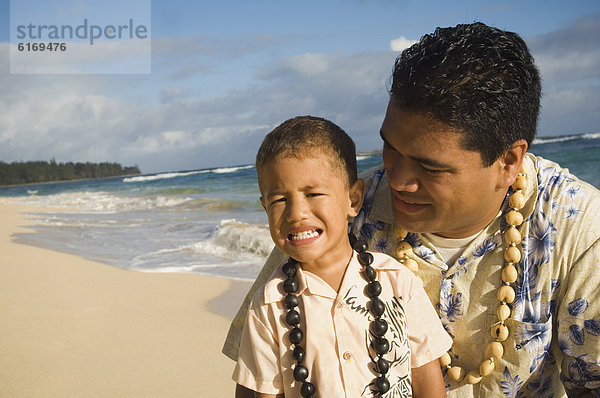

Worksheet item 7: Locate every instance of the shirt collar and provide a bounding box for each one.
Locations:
[262,251,401,303]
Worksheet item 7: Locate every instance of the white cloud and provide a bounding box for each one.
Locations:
[1,15,599,173]
[389,36,417,52]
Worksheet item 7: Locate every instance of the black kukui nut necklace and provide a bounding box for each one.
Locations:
[282,234,390,397]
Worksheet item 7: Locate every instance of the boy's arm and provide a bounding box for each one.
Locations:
[235,384,283,398]
[411,358,447,398]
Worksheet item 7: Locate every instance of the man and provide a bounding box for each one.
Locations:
[224,22,600,397]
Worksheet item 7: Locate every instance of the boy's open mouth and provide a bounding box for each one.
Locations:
[288,229,322,242]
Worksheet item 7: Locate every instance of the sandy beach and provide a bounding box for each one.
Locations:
[0,201,251,397]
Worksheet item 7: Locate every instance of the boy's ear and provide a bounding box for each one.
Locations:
[259,196,267,211]
[348,179,365,217]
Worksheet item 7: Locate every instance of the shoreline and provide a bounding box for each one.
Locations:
[0,173,142,189]
[0,201,250,397]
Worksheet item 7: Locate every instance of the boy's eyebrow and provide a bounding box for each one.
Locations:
[264,185,326,199]
[379,129,453,169]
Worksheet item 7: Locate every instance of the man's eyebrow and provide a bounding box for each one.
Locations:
[379,129,453,169]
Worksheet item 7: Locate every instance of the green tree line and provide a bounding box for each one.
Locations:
[0,159,141,186]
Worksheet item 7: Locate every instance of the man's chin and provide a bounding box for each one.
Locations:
[392,213,430,234]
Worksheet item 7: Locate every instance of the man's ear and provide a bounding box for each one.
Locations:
[497,139,528,189]
[348,179,366,217]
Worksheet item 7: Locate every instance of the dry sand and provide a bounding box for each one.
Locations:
[0,201,252,397]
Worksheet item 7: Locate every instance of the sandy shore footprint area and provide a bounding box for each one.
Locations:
[0,201,251,397]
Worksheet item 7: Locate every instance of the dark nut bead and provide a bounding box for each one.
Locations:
[284,294,299,309]
[358,251,374,266]
[376,357,389,374]
[300,381,315,397]
[289,327,303,345]
[375,376,390,393]
[286,309,301,326]
[370,297,385,317]
[293,364,308,381]
[363,264,376,282]
[293,346,305,363]
[366,281,382,298]
[283,278,298,293]
[353,238,368,253]
[371,318,388,337]
[372,337,389,355]
[282,261,297,277]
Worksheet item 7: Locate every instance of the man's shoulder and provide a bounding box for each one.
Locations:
[529,153,600,208]
[358,164,386,188]
[249,263,287,309]
[527,153,600,248]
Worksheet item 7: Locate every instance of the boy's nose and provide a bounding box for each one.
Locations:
[286,198,309,222]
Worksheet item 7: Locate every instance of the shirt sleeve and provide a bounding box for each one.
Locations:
[222,247,287,361]
[232,302,284,394]
[404,274,453,368]
[558,238,600,395]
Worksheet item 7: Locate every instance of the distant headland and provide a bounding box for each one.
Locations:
[0,160,141,186]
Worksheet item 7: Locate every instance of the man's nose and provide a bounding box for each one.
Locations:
[385,155,419,193]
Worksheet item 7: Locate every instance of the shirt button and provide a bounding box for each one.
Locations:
[343,351,352,362]
[336,301,343,310]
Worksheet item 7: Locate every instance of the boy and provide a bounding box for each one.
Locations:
[233,116,451,397]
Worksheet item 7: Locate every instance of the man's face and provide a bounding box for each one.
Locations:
[380,100,508,238]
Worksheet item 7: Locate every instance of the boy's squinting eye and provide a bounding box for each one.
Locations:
[270,197,286,205]
[307,192,324,198]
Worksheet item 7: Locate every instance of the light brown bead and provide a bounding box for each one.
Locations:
[439,352,452,367]
[403,258,419,273]
[479,359,495,376]
[395,241,413,259]
[485,341,504,360]
[464,370,482,384]
[509,191,526,210]
[506,210,524,226]
[504,226,522,245]
[394,225,408,240]
[502,264,518,284]
[512,175,527,191]
[491,323,509,341]
[504,246,522,263]
[497,303,511,321]
[498,285,516,303]
[447,366,465,382]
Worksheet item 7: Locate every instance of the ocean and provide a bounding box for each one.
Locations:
[2,132,599,281]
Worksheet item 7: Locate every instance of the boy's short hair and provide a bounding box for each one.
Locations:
[256,116,358,186]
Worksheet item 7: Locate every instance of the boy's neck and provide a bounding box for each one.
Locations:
[301,244,354,292]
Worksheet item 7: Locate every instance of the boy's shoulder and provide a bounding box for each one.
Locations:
[248,251,419,310]
[369,251,421,284]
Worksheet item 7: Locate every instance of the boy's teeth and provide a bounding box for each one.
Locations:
[291,230,319,241]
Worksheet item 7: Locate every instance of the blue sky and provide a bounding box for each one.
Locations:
[1,0,599,173]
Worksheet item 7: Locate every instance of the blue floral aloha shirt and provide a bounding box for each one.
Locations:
[223,153,600,397]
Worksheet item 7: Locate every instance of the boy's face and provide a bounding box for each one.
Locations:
[259,151,364,271]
